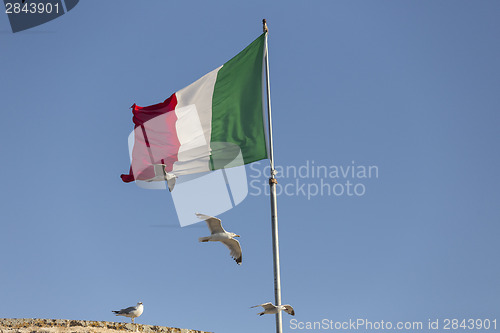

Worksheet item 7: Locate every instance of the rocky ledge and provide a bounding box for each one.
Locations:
[0,318,211,333]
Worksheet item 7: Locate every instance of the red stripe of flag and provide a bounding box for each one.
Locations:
[120,93,180,182]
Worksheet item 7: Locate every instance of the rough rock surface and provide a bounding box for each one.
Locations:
[0,319,211,333]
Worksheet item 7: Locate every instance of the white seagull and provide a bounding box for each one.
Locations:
[112,302,144,323]
[251,302,295,316]
[196,213,242,265]
[146,164,177,191]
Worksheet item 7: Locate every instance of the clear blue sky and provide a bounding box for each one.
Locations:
[1,1,499,333]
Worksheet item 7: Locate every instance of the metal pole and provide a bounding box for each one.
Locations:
[263,19,283,333]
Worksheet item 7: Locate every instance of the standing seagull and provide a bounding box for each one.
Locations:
[251,302,295,316]
[196,213,242,265]
[112,302,144,323]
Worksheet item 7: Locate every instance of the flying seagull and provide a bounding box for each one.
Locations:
[112,302,144,323]
[251,302,295,316]
[145,164,177,191]
[196,213,242,265]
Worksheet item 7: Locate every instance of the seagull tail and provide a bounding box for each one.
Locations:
[198,236,210,242]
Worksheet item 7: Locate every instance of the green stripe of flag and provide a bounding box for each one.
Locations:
[210,33,268,170]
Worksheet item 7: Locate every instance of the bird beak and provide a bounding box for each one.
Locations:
[235,235,241,237]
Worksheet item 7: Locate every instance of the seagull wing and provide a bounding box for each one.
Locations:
[196,213,225,234]
[166,173,176,192]
[221,238,242,265]
[251,302,274,310]
[283,305,295,316]
[115,305,137,314]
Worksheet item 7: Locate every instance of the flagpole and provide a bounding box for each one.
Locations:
[263,19,283,333]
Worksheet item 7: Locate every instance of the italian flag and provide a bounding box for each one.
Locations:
[121,33,268,184]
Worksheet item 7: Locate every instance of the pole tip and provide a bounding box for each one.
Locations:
[262,19,268,33]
